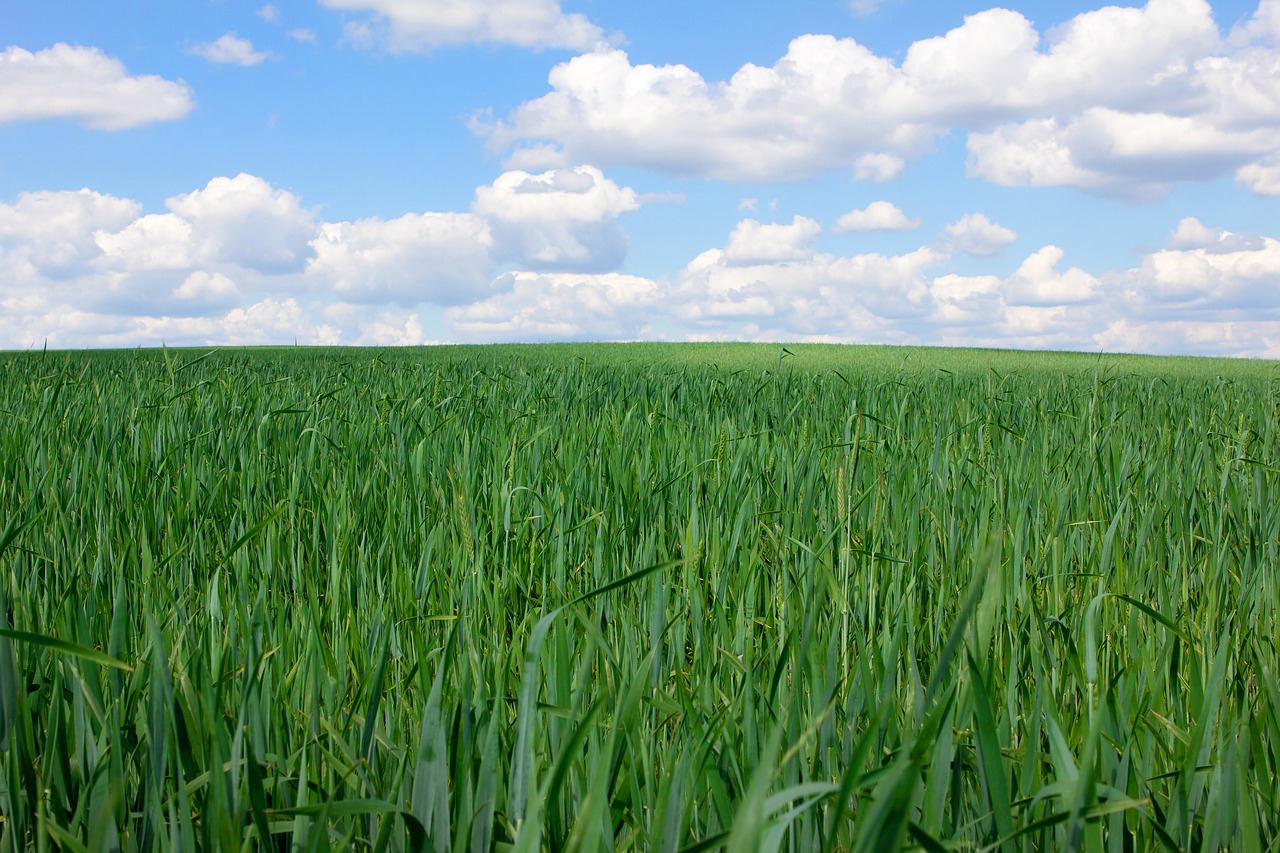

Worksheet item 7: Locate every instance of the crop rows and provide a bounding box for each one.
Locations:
[0,343,1277,851]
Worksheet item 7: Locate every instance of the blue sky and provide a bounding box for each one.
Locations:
[3,0,1280,355]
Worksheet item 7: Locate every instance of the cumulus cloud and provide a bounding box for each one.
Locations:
[832,201,919,232]
[172,271,242,312]
[5,170,1280,358]
[853,153,906,183]
[483,38,924,181]
[1095,318,1280,358]
[1003,246,1100,305]
[0,44,193,129]
[969,109,1280,199]
[189,34,271,66]
[483,0,1280,196]
[1167,216,1265,253]
[1120,228,1280,311]
[343,309,432,346]
[165,174,317,272]
[439,221,1130,351]
[319,0,608,51]
[449,271,662,339]
[0,167,662,348]
[471,166,639,271]
[0,189,140,277]
[96,214,195,273]
[941,213,1017,256]
[723,216,822,265]
[308,212,494,305]
[1237,157,1280,195]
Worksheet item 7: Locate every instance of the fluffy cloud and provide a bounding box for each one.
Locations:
[484,0,1280,196]
[89,175,319,281]
[941,213,1017,256]
[189,34,271,67]
[0,167,661,347]
[173,271,241,308]
[1237,157,1280,194]
[96,214,195,273]
[1167,216,1265,253]
[448,271,662,339]
[484,38,924,181]
[1121,228,1280,311]
[832,201,919,232]
[165,174,317,273]
[0,189,140,277]
[5,170,1280,358]
[319,0,608,51]
[309,212,494,305]
[969,109,1280,199]
[723,216,822,265]
[471,166,639,271]
[1003,246,1100,305]
[1095,318,1280,358]
[853,153,906,182]
[0,44,193,129]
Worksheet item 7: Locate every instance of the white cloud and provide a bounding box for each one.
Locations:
[214,298,315,345]
[319,0,608,52]
[308,212,494,305]
[164,174,317,272]
[471,166,639,271]
[449,271,662,339]
[723,216,822,265]
[1003,246,1100,305]
[1237,157,1280,195]
[95,214,195,272]
[6,169,1280,358]
[289,29,319,44]
[257,4,280,22]
[1229,0,1280,47]
[969,109,1280,199]
[0,44,193,129]
[1122,230,1280,310]
[0,189,140,277]
[853,153,906,183]
[346,308,430,346]
[832,201,919,232]
[1095,318,1280,358]
[941,213,1017,256]
[172,271,242,311]
[672,224,946,330]
[1166,216,1264,253]
[483,0,1280,196]
[483,39,924,182]
[966,118,1112,194]
[190,33,271,66]
[0,167,659,347]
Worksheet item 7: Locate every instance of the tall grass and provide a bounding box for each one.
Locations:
[0,343,1277,851]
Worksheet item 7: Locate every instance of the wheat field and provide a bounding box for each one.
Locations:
[0,343,1277,851]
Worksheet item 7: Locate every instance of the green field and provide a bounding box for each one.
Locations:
[1,343,1278,851]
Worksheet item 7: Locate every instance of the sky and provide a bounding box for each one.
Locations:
[3,0,1280,356]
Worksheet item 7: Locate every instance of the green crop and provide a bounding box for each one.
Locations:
[0,342,1277,851]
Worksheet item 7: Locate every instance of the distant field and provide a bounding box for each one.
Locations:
[1,343,1278,851]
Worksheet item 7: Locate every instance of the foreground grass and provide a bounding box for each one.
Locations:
[1,343,1278,851]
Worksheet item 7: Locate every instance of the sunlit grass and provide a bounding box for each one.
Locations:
[1,342,1277,850]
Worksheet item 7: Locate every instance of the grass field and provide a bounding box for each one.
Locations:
[1,342,1278,851]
